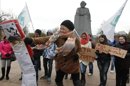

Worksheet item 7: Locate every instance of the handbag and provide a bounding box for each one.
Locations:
[10,53,16,61]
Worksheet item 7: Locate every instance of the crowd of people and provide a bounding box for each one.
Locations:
[0,20,130,86]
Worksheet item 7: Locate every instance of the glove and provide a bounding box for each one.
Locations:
[73,54,79,61]
[5,53,10,57]
[95,50,100,55]
[24,37,33,45]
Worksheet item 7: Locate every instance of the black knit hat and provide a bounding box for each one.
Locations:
[35,29,42,35]
[60,20,74,31]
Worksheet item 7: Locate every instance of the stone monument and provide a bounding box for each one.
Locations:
[74,1,91,35]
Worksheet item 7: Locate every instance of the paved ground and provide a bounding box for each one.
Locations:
[0,60,130,86]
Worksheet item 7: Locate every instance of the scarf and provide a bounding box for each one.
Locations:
[80,32,90,45]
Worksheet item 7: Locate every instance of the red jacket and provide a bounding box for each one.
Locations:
[0,40,13,59]
[26,45,33,58]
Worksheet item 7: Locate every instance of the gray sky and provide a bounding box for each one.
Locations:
[1,0,130,35]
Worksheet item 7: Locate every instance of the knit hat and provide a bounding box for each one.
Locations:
[60,20,74,31]
[35,29,42,35]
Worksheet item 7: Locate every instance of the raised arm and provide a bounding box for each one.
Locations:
[32,36,50,44]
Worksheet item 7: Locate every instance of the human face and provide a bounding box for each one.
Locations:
[81,33,87,39]
[34,33,40,37]
[118,37,126,44]
[59,25,70,34]
[1,30,6,39]
[47,32,53,36]
[99,37,105,43]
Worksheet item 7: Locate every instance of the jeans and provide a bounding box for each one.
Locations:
[43,58,53,78]
[80,62,87,74]
[89,62,93,74]
[97,60,110,86]
[37,58,41,70]
[34,60,40,81]
[110,56,115,71]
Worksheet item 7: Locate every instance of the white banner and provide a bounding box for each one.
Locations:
[0,21,37,86]
[101,0,128,42]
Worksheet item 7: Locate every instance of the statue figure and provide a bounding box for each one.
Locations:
[74,1,91,35]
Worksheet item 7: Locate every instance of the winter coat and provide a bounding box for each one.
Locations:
[114,42,130,69]
[33,36,81,74]
[95,43,111,61]
[32,44,44,60]
[0,40,13,59]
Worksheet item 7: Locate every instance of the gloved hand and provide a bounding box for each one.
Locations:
[73,54,79,61]
[95,50,100,55]
[5,53,10,57]
[24,37,33,45]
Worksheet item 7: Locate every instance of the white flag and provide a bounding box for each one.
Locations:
[101,0,128,42]
[18,3,31,29]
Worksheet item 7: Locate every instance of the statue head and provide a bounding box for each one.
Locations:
[80,1,86,8]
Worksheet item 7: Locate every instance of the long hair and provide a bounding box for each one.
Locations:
[98,34,108,43]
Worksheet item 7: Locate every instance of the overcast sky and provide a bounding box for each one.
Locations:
[0,0,130,35]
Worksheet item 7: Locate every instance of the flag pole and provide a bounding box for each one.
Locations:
[25,2,35,32]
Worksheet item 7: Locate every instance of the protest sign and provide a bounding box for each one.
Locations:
[79,47,96,62]
[109,46,127,58]
[95,43,127,58]
[95,43,110,54]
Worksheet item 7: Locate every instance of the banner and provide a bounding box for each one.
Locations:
[0,20,37,86]
[101,0,128,42]
[95,43,127,58]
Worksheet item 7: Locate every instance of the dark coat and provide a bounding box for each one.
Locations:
[96,43,111,61]
[115,42,130,69]
[54,37,81,74]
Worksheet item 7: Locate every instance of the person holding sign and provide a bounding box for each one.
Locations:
[114,35,130,86]
[95,35,111,86]
[79,32,92,86]
[24,20,81,86]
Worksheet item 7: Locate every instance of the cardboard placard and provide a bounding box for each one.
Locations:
[109,46,127,58]
[95,43,127,58]
[95,43,110,54]
[79,47,96,62]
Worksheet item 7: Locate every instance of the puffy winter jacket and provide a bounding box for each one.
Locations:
[0,40,13,59]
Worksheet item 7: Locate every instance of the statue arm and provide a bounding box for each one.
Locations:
[75,8,80,16]
[87,9,91,20]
